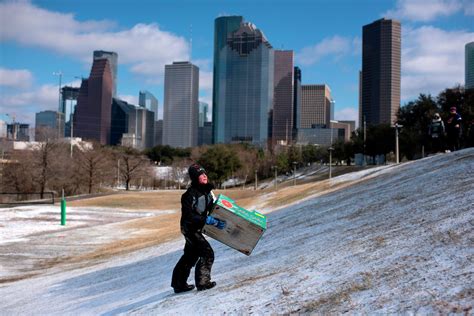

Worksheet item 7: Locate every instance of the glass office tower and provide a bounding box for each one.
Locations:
[466,42,474,89]
[212,17,274,147]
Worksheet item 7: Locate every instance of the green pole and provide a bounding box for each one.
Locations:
[61,189,66,226]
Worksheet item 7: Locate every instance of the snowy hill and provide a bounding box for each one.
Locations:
[1,149,473,314]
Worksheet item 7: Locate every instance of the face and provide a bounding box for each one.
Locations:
[198,173,208,184]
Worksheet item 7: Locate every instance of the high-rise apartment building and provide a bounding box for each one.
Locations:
[212,17,274,147]
[361,18,401,126]
[163,61,199,148]
[139,90,159,121]
[273,50,294,145]
[300,85,333,128]
[35,110,64,141]
[466,42,474,89]
[74,58,113,145]
[93,50,118,97]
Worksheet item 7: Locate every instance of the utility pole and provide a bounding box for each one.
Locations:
[70,98,74,158]
[363,115,367,166]
[254,169,258,190]
[395,123,403,164]
[293,161,297,186]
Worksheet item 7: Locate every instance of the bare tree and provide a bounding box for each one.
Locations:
[75,142,110,194]
[116,147,150,191]
[171,158,192,189]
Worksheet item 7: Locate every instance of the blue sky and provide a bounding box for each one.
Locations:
[1,0,473,127]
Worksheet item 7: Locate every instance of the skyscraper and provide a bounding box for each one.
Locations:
[163,61,199,148]
[139,90,159,121]
[93,50,118,97]
[74,58,113,145]
[300,85,333,128]
[212,16,243,144]
[361,18,401,126]
[273,50,294,145]
[466,42,474,89]
[61,86,79,138]
[212,17,274,147]
[199,101,209,127]
[35,110,64,141]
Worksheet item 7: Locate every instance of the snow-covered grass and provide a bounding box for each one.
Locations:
[0,206,157,245]
[0,149,473,314]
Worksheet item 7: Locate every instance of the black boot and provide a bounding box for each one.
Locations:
[173,284,195,294]
[197,281,216,291]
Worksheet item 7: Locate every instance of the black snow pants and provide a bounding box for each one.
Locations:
[171,231,214,289]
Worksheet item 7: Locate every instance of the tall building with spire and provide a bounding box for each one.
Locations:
[212,16,274,147]
[361,18,401,126]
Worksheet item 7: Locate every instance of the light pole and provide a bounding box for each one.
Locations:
[329,120,337,179]
[328,146,334,179]
[271,165,277,190]
[135,107,139,149]
[395,123,403,164]
[292,161,297,186]
[254,169,258,190]
[69,98,74,157]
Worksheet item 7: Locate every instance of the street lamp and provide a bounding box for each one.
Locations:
[328,146,334,179]
[271,165,277,190]
[254,169,258,190]
[395,123,403,164]
[329,120,337,179]
[292,161,297,186]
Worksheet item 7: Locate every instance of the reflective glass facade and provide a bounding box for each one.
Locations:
[213,18,274,147]
[466,42,474,89]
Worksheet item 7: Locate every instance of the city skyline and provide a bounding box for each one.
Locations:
[1,0,473,127]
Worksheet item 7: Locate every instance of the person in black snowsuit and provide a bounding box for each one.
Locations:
[428,113,445,153]
[445,106,462,152]
[171,164,226,293]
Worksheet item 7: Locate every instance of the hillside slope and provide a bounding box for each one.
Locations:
[0,149,473,314]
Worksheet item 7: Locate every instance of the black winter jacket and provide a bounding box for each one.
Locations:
[180,183,215,235]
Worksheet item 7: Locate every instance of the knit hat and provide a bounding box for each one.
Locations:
[188,163,206,183]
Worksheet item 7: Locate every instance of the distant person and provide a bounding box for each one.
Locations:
[445,106,462,152]
[428,113,445,153]
[171,163,226,293]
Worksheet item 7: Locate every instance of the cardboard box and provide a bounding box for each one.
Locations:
[202,194,267,256]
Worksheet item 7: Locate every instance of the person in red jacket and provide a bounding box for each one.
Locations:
[171,164,226,293]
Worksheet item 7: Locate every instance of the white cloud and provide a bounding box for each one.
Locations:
[118,94,139,105]
[295,36,356,66]
[199,70,213,91]
[0,1,190,81]
[401,26,474,101]
[0,83,59,124]
[335,107,358,127]
[384,0,462,21]
[0,68,33,89]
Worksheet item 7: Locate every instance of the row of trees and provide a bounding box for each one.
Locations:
[1,140,152,198]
